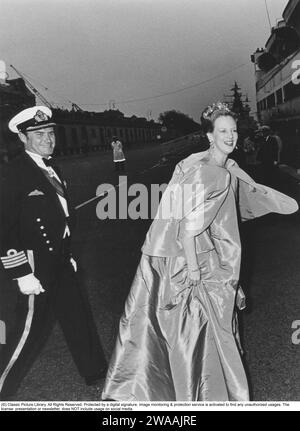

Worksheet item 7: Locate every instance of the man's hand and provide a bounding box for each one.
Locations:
[70,257,77,272]
[17,273,45,295]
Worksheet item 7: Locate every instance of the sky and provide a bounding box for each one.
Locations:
[0,0,289,122]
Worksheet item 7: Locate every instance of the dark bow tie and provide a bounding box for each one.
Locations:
[42,158,56,168]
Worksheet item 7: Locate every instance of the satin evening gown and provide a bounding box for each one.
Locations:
[102,151,298,401]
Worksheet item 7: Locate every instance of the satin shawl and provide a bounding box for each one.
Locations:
[142,151,298,258]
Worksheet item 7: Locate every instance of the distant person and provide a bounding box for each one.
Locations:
[111,136,126,172]
[253,129,264,154]
[243,131,259,165]
[272,129,283,164]
[101,102,297,402]
[257,125,279,187]
[0,106,107,400]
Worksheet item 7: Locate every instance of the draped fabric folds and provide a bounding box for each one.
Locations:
[102,151,298,401]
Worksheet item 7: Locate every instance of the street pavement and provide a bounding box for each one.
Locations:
[1,141,300,401]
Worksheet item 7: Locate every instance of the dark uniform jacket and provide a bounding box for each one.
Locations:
[258,135,278,166]
[0,152,75,284]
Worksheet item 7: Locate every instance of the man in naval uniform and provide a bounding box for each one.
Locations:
[0,106,107,399]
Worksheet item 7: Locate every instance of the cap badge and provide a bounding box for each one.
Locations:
[34,110,49,123]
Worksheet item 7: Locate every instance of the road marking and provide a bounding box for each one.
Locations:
[75,134,199,210]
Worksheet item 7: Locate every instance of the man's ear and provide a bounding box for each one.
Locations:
[18,132,27,145]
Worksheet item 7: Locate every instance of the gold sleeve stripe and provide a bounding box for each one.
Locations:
[1,251,27,262]
[1,257,28,268]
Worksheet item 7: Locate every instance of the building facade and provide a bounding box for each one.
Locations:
[251,0,300,166]
[53,108,164,156]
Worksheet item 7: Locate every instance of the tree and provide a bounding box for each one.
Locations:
[158,110,200,136]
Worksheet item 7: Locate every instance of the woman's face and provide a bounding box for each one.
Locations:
[207,115,238,156]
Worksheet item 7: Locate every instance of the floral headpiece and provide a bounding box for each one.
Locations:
[202,102,231,120]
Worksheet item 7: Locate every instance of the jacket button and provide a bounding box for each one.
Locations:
[49,247,53,251]
[43,233,47,237]
[36,218,41,222]
[40,226,45,230]
[46,240,50,244]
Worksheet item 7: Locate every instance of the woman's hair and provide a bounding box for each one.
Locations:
[201,102,237,133]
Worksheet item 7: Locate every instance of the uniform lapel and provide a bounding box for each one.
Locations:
[22,153,66,219]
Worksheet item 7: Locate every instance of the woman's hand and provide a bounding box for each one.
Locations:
[187,268,201,288]
[181,236,201,287]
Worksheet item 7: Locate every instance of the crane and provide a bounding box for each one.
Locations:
[70,101,84,112]
[10,64,53,109]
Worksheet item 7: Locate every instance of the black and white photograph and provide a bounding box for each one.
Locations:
[0,0,299,413]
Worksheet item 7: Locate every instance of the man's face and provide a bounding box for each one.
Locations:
[20,127,56,157]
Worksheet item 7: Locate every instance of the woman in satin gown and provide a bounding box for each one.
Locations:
[102,102,298,401]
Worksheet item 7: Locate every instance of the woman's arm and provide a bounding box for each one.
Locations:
[182,236,198,270]
[181,236,201,287]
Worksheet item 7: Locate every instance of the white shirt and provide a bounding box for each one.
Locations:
[26,150,70,236]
